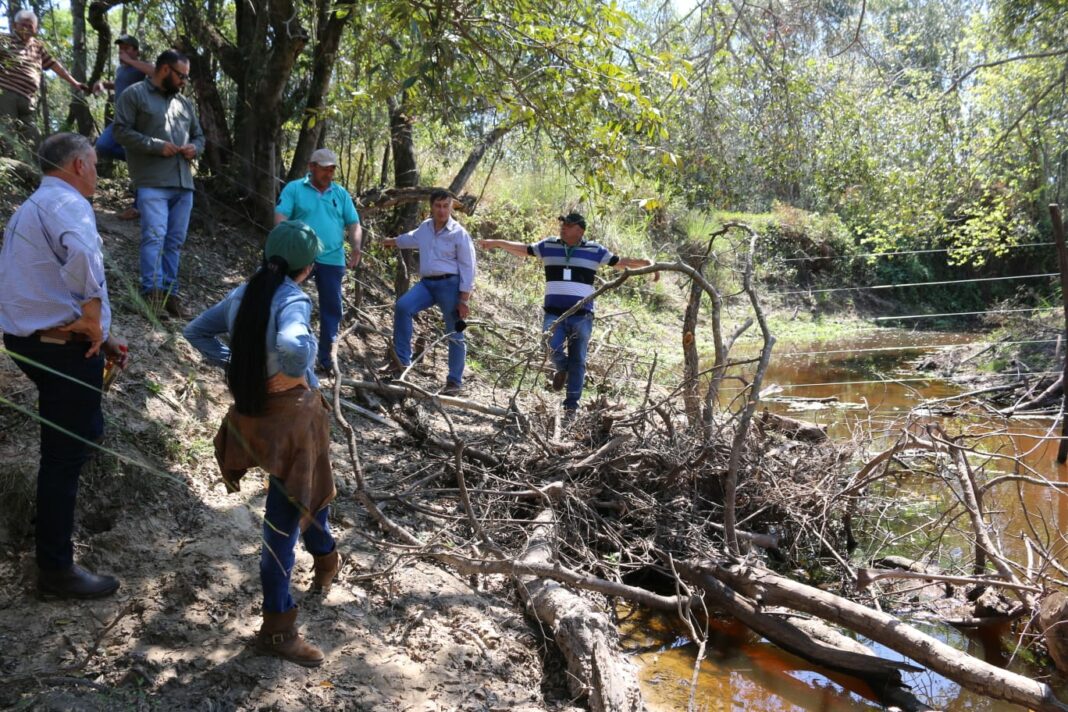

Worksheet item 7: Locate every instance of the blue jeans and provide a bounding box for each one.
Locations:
[137,187,194,294]
[543,311,594,411]
[393,275,465,385]
[313,263,344,369]
[261,479,335,613]
[3,334,104,570]
[94,123,126,161]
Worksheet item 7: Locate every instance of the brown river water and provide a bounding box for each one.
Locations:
[632,328,1068,711]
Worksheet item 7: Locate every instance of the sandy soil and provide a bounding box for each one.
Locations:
[0,188,574,711]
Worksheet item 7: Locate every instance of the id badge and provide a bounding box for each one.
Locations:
[563,268,572,281]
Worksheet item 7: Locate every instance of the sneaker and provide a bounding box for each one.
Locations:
[118,206,140,220]
[441,380,462,397]
[551,370,567,391]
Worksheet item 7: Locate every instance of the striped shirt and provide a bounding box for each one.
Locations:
[0,177,111,337]
[528,237,619,314]
[0,34,55,100]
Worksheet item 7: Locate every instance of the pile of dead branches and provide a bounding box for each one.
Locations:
[331,224,1068,712]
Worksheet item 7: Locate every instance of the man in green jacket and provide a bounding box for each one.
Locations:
[114,49,204,319]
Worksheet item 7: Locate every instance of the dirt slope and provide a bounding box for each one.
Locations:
[0,184,568,711]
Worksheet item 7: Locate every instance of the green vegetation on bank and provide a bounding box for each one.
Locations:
[5,0,1065,334]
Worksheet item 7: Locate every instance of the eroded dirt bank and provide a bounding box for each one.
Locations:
[0,196,571,711]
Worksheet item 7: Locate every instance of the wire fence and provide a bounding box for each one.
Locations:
[2,121,1066,473]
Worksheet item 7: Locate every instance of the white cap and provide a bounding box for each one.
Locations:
[308,148,338,166]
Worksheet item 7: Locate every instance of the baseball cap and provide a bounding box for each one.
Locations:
[309,148,338,166]
[558,212,587,230]
[114,35,139,49]
[265,221,321,271]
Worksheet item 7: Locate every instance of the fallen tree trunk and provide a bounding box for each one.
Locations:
[343,378,513,417]
[783,615,934,712]
[356,185,477,214]
[518,509,643,712]
[675,562,926,707]
[701,561,1068,712]
[1001,374,1063,415]
[857,567,1042,595]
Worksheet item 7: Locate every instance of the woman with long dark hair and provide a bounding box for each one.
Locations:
[184,221,338,667]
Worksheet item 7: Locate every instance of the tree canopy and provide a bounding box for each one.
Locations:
[7,0,1066,260]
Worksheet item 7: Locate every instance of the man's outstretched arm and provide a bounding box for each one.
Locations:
[478,239,531,258]
[612,256,660,280]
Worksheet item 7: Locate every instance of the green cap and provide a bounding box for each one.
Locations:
[264,221,320,271]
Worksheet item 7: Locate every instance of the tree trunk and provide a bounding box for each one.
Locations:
[677,562,929,709]
[379,141,391,186]
[519,509,643,712]
[286,0,354,180]
[448,123,510,195]
[758,410,828,442]
[1041,592,1068,674]
[87,1,123,87]
[179,44,230,177]
[680,242,706,424]
[389,98,420,296]
[30,0,49,136]
[65,0,93,136]
[702,562,1068,712]
[182,0,305,229]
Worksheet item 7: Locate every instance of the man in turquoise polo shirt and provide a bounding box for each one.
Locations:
[274,148,362,372]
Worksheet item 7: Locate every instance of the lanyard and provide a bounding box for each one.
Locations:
[563,238,584,263]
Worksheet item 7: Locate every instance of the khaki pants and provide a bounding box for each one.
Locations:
[0,89,39,160]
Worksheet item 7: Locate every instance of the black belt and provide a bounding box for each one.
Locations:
[544,307,592,317]
[422,273,457,281]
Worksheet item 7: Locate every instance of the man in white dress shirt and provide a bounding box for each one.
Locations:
[382,189,476,395]
[0,132,128,599]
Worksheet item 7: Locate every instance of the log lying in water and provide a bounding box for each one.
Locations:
[1000,374,1064,415]
[699,561,1068,712]
[676,562,927,711]
[857,567,1042,595]
[782,615,935,712]
[518,509,642,712]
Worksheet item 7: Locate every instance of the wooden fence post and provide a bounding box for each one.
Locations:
[1049,204,1068,463]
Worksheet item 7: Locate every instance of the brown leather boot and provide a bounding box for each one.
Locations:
[310,550,341,594]
[256,608,324,667]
